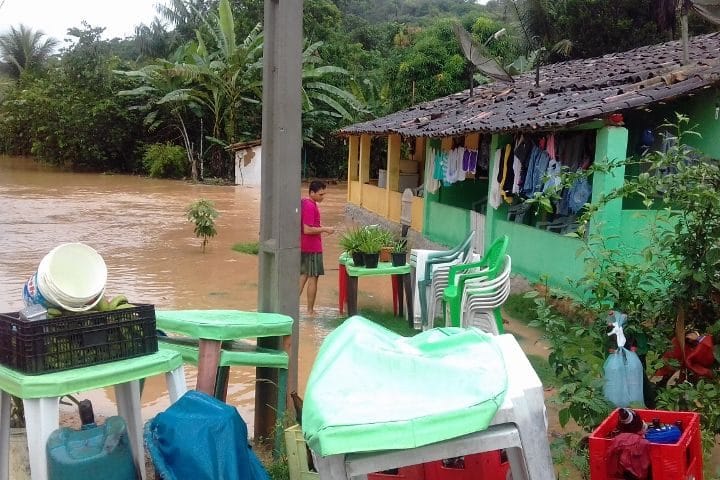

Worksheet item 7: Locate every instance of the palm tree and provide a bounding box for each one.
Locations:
[301,40,365,146]
[134,19,175,61]
[117,61,204,180]
[155,0,216,43]
[0,24,57,79]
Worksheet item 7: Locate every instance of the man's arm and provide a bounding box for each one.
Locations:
[303,224,334,235]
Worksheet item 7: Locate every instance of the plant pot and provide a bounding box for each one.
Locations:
[391,252,407,267]
[363,253,380,269]
[351,251,365,267]
[10,427,30,480]
[379,247,392,263]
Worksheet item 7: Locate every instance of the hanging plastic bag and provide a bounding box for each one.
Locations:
[603,312,645,407]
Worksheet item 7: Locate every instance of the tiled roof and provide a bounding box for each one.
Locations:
[339,33,720,137]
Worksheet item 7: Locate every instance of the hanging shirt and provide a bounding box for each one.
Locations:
[522,146,550,196]
[489,148,503,209]
[497,143,514,203]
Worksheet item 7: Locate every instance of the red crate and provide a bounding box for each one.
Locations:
[589,409,702,480]
[368,464,425,480]
[424,451,510,480]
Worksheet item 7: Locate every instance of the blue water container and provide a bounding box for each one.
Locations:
[47,400,137,480]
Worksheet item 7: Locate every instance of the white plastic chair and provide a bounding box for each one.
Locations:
[456,256,512,334]
[426,252,481,330]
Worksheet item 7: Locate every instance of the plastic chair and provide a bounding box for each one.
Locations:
[441,236,509,328]
[459,256,512,334]
[416,231,475,329]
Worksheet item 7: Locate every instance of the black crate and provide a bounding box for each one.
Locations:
[0,304,158,375]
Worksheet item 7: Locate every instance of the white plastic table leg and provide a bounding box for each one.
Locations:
[0,390,10,480]
[23,396,59,480]
[165,366,188,402]
[115,380,145,480]
[491,335,554,480]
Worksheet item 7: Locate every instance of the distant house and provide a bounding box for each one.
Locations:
[229,139,262,186]
[338,33,720,291]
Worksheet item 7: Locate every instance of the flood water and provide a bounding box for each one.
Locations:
[0,155,394,433]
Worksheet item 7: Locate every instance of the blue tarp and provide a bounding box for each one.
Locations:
[145,390,269,480]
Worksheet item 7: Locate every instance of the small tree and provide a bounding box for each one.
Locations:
[187,198,219,252]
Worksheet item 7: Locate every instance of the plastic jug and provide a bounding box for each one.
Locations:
[47,400,137,480]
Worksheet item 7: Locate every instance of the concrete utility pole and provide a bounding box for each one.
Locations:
[256,0,303,441]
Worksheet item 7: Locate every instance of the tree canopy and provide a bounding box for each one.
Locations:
[0,0,715,178]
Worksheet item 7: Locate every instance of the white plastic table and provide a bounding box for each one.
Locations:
[0,350,187,480]
[312,334,555,480]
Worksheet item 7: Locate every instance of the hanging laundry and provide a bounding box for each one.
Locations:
[475,135,491,179]
[497,143,514,203]
[543,158,562,193]
[488,148,503,209]
[513,134,533,193]
[546,133,557,160]
[426,140,441,194]
[522,146,550,196]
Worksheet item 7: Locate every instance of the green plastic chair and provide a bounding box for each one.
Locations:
[417,230,475,329]
[442,235,509,329]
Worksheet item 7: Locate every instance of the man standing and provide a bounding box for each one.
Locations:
[300,180,334,315]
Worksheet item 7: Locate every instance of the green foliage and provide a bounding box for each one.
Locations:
[232,241,259,255]
[0,24,146,171]
[143,143,188,178]
[339,227,365,253]
[526,116,720,459]
[525,287,614,432]
[186,198,219,252]
[655,378,720,452]
[391,237,407,254]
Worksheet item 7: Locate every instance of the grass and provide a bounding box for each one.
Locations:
[502,292,538,325]
[232,241,260,255]
[327,308,420,337]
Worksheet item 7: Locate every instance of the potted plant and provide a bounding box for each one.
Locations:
[391,238,408,267]
[358,228,383,268]
[339,227,365,266]
[376,227,395,263]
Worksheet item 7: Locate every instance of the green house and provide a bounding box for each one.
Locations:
[339,33,720,293]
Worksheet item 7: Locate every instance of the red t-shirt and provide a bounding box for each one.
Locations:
[301,197,322,253]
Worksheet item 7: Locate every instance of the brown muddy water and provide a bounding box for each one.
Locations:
[0,155,395,435]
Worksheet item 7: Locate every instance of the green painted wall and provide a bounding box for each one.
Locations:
[423,198,470,246]
[492,216,587,293]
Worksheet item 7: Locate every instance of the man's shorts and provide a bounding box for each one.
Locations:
[301,252,325,276]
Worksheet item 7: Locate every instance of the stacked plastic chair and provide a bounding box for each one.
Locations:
[415,231,476,330]
[442,235,511,333]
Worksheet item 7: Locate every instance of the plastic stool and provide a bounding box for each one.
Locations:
[0,350,187,480]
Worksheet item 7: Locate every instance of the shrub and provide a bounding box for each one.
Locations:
[187,198,219,252]
[143,143,188,179]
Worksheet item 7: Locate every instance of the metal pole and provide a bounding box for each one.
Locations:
[256,0,303,443]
